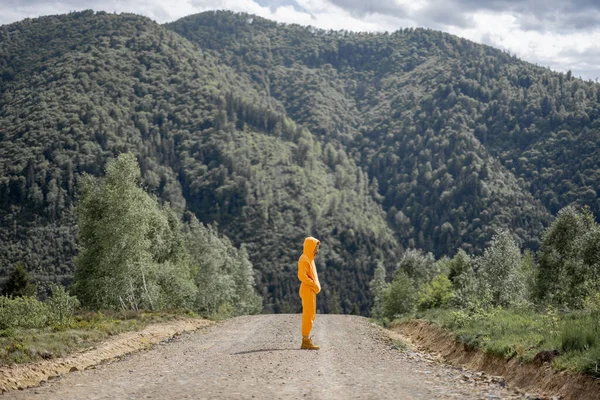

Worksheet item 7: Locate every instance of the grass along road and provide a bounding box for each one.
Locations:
[7,314,534,399]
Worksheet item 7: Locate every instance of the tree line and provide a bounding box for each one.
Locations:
[2,10,600,315]
[1,153,262,330]
[372,205,600,320]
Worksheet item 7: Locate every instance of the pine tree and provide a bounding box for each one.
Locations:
[2,263,37,298]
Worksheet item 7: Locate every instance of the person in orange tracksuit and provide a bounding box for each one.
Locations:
[298,236,321,350]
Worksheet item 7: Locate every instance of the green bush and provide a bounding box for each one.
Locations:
[418,273,454,310]
[2,263,36,298]
[383,270,417,319]
[0,296,51,329]
[46,285,80,327]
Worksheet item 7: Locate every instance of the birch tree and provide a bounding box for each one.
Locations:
[73,153,196,310]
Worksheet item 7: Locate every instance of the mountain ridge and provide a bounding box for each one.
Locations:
[2,9,600,313]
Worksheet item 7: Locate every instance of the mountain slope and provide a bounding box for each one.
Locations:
[4,10,600,313]
[166,13,600,224]
[0,10,399,313]
[167,11,556,255]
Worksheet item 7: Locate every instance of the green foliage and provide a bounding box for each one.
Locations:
[185,216,262,317]
[0,309,198,365]
[536,206,598,308]
[447,250,472,284]
[0,283,79,330]
[4,10,600,316]
[0,296,51,329]
[560,318,598,353]
[46,284,80,327]
[475,229,526,307]
[520,249,537,302]
[417,273,454,310]
[382,270,418,319]
[369,262,387,320]
[2,263,36,298]
[326,290,342,314]
[396,249,438,285]
[73,153,197,311]
[446,250,477,308]
[421,308,600,376]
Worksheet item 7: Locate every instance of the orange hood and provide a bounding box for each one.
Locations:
[303,237,320,260]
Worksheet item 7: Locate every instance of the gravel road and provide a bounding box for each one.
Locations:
[5,314,528,399]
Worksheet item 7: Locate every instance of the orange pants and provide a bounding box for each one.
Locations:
[301,291,317,337]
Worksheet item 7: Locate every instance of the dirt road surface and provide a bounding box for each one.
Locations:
[5,315,529,399]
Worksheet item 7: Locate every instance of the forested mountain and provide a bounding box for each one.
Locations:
[169,11,600,256]
[1,10,599,314]
[0,10,399,314]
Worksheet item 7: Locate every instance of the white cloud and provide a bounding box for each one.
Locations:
[443,10,600,79]
[0,0,599,80]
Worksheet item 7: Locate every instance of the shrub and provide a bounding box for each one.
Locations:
[47,284,80,327]
[0,296,51,329]
[396,249,438,285]
[382,270,417,319]
[2,263,36,298]
[418,273,454,310]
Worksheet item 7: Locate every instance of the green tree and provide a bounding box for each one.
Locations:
[448,250,477,308]
[327,290,342,314]
[382,270,418,319]
[520,249,537,302]
[397,249,438,285]
[476,229,525,307]
[2,263,36,298]
[418,273,454,310]
[536,206,596,308]
[369,262,387,320]
[73,153,196,311]
[185,215,262,316]
[448,250,471,284]
[232,245,263,315]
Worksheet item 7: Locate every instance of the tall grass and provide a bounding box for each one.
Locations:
[419,308,600,377]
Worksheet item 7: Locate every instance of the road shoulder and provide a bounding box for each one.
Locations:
[0,317,212,392]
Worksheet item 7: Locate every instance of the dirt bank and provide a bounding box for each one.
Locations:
[0,317,212,392]
[392,320,600,400]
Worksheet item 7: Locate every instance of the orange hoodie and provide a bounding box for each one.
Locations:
[298,237,321,297]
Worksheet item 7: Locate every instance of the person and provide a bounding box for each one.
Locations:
[298,236,321,350]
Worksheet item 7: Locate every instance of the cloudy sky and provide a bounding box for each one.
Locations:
[2,0,599,80]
